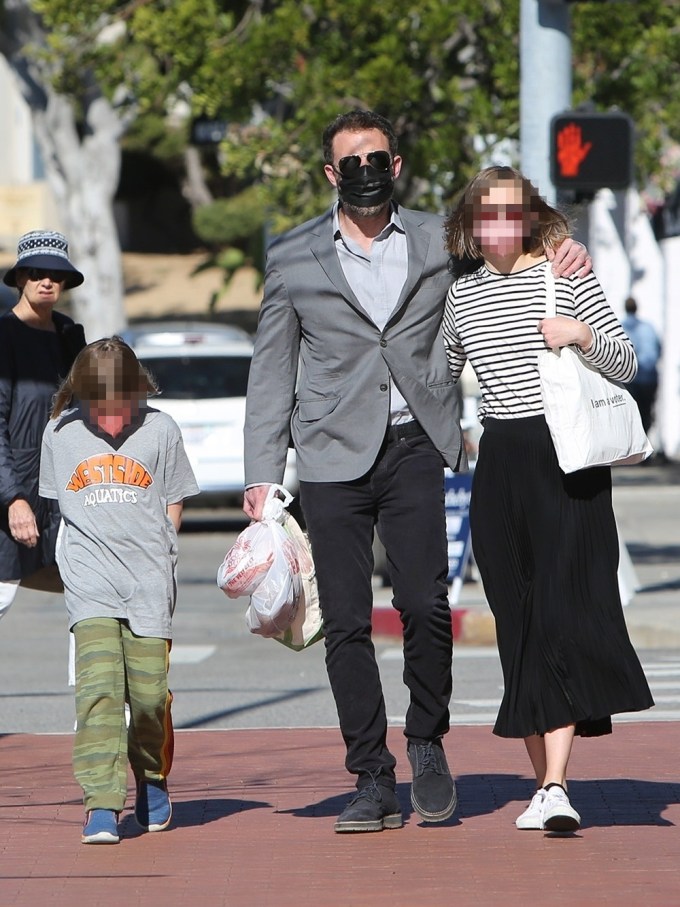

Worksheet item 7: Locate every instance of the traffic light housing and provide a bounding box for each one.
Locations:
[550,111,634,192]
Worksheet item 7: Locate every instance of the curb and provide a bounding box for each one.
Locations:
[372,603,497,646]
[372,604,678,650]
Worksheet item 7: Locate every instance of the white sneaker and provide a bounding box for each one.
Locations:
[515,788,547,830]
[542,785,581,832]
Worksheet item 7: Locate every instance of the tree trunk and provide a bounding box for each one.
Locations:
[183,146,213,208]
[31,93,127,340]
[1,1,128,341]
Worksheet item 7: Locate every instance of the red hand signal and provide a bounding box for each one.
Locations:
[557,123,592,177]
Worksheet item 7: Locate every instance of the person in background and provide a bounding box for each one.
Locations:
[621,296,661,435]
[0,230,86,620]
[39,337,199,844]
[243,109,592,835]
[442,166,654,834]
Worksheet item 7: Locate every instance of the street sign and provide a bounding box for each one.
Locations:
[444,470,473,604]
[550,111,634,191]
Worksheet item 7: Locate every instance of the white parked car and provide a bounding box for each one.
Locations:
[122,322,298,505]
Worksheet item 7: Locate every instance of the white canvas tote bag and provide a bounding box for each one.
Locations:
[537,267,653,474]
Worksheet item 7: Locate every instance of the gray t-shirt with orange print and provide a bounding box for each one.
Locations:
[39,405,199,638]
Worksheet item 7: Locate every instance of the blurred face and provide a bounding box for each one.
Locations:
[472,181,532,258]
[16,268,66,307]
[81,358,141,437]
[86,397,140,438]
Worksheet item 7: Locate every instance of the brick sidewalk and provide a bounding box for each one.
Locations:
[1,723,678,906]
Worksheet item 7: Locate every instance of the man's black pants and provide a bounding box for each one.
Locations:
[299,426,452,789]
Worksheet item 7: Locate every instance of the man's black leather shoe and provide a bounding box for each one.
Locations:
[334,782,403,833]
[407,739,457,822]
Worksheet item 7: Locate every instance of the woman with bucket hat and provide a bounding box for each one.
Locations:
[0,230,86,620]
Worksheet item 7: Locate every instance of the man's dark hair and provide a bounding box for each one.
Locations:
[322,109,398,164]
[625,296,637,315]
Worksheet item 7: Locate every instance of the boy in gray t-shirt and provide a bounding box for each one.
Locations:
[39,337,198,845]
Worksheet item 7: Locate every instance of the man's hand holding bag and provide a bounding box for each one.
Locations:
[217,485,322,648]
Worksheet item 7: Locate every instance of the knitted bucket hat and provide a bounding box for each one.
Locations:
[3,230,84,289]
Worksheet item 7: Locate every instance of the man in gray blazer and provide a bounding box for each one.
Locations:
[244,109,590,833]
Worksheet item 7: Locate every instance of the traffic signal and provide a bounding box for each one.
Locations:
[550,111,634,192]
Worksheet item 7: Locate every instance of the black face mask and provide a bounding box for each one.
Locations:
[337,165,394,209]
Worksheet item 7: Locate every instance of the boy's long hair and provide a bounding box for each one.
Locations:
[51,336,158,419]
[444,165,571,273]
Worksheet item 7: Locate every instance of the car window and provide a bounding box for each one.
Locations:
[141,355,251,400]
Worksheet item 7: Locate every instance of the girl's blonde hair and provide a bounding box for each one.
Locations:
[51,336,159,419]
[444,165,571,263]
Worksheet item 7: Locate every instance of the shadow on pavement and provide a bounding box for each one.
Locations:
[174,687,323,730]
[627,542,680,565]
[277,781,463,827]
[455,773,678,828]
[180,508,248,534]
[613,460,680,487]
[119,797,271,837]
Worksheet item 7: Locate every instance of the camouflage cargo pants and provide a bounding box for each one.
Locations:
[72,618,174,811]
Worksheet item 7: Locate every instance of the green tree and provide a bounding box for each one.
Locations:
[197,0,523,232]
[570,0,680,200]
[121,0,679,233]
[0,0,130,338]
[3,0,679,315]
[31,0,523,231]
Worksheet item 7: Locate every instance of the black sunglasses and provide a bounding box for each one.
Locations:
[24,268,68,282]
[336,150,392,176]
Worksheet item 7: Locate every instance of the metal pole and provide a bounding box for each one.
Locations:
[520,0,572,203]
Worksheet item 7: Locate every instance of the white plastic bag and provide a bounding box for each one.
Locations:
[271,513,323,651]
[217,486,303,637]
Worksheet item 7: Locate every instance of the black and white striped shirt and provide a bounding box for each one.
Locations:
[442,260,636,421]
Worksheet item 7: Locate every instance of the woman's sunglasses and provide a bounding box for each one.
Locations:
[23,268,68,282]
[475,205,527,222]
[336,150,392,176]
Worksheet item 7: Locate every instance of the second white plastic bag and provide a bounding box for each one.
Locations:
[217,486,303,637]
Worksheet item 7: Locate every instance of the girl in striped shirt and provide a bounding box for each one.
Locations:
[442,166,653,834]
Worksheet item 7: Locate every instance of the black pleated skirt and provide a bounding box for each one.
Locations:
[470,415,654,739]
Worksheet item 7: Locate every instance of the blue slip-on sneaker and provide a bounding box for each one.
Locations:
[134,778,173,832]
[81,809,120,844]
